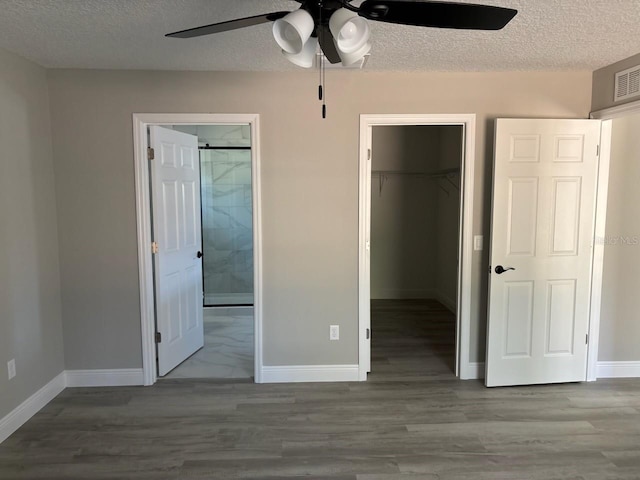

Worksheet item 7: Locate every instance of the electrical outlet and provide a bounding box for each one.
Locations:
[330,325,339,341]
[7,359,16,380]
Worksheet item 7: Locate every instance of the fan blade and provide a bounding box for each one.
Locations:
[318,24,342,64]
[358,1,517,30]
[166,11,290,38]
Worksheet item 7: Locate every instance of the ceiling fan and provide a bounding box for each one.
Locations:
[167,1,517,65]
[166,1,517,116]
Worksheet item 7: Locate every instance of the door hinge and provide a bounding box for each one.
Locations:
[155,332,162,344]
[367,148,371,161]
[147,147,155,160]
[365,240,371,251]
[586,333,589,344]
[596,145,600,156]
[151,241,159,254]
[366,328,370,340]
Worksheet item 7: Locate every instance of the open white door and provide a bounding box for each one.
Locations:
[486,119,601,387]
[150,126,204,377]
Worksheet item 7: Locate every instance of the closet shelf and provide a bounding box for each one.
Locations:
[371,167,460,178]
[372,168,460,196]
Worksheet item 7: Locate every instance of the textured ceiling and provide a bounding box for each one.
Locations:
[1,0,639,72]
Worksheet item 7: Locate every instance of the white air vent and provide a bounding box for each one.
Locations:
[614,65,640,102]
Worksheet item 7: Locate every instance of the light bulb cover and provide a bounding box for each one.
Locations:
[337,40,371,67]
[329,8,371,54]
[283,37,318,68]
[273,9,315,54]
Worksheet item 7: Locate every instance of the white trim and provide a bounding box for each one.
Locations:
[132,113,263,386]
[460,362,485,380]
[358,114,476,382]
[0,372,66,444]
[587,120,612,381]
[65,369,144,387]
[586,104,640,382]
[591,99,640,120]
[261,365,359,383]
[250,116,264,384]
[358,119,372,380]
[596,361,640,378]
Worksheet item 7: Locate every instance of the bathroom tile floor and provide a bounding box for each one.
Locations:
[163,307,254,379]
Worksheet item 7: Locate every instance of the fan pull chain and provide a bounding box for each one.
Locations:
[322,60,326,118]
[318,1,326,119]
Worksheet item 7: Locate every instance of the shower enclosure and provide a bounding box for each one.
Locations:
[197,125,254,307]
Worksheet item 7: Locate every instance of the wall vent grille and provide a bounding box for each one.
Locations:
[615,65,640,102]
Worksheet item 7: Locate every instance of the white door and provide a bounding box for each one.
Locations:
[150,126,204,377]
[486,119,601,387]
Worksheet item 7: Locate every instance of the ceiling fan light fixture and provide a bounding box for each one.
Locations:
[283,37,318,68]
[329,8,371,54]
[272,9,315,54]
[337,40,372,67]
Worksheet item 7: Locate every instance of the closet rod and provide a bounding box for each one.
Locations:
[371,167,459,178]
[372,167,460,196]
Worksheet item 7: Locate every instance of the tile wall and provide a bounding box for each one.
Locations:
[201,148,254,305]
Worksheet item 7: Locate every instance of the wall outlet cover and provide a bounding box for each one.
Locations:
[330,325,339,340]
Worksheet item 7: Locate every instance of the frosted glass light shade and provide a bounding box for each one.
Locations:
[329,8,370,54]
[273,9,315,54]
[283,37,318,68]
[338,40,371,66]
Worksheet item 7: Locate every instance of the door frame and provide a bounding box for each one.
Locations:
[132,113,263,386]
[588,99,640,380]
[358,113,477,380]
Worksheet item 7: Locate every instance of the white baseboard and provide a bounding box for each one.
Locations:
[65,369,144,387]
[435,290,457,313]
[460,362,485,380]
[261,364,360,383]
[596,361,640,378]
[0,371,66,444]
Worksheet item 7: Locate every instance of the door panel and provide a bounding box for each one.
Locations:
[150,126,204,377]
[486,119,600,387]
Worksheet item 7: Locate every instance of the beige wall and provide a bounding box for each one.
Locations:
[599,113,640,361]
[592,52,640,112]
[46,69,592,368]
[0,47,64,419]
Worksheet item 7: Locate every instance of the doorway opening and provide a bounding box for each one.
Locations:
[370,125,462,379]
[133,114,263,386]
[159,124,254,379]
[358,114,477,381]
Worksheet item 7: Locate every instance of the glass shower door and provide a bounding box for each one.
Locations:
[200,147,254,306]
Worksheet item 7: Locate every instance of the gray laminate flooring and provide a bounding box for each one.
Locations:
[1,299,640,479]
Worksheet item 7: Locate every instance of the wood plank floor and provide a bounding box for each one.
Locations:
[2,299,640,479]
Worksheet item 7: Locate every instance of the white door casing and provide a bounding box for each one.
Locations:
[150,126,204,376]
[134,114,262,386]
[486,119,601,387]
[358,114,477,381]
